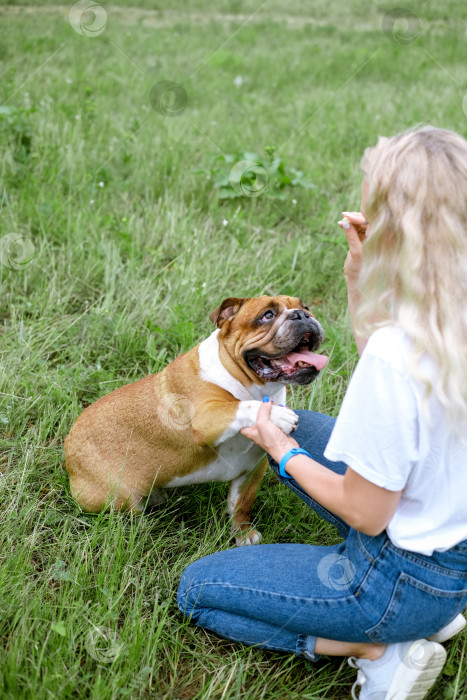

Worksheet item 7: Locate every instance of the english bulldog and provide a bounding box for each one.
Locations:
[64,295,328,545]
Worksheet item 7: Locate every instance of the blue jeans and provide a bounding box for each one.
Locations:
[177,410,467,660]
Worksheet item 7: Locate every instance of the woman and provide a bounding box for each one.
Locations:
[177,126,467,699]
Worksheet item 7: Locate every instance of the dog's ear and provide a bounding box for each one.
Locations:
[209,297,249,327]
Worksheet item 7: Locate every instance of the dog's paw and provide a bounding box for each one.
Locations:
[235,528,262,546]
[269,405,298,434]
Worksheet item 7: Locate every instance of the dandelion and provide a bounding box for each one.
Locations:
[222,219,228,227]
[98,181,104,188]
[233,76,243,88]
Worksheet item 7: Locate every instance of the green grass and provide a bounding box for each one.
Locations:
[0,1,466,698]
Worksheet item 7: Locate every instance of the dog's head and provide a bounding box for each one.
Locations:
[209,295,327,385]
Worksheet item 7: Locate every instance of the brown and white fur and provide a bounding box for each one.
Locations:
[64,295,327,545]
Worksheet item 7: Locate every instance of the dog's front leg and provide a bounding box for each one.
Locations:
[191,398,297,547]
[192,399,298,447]
[228,457,269,546]
[226,400,298,443]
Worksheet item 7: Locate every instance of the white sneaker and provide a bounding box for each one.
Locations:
[348,638,446,699]
[427,613,466,643]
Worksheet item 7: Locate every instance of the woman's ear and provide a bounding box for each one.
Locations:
[209,297,248,327]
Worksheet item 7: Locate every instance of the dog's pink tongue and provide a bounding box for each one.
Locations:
[286,350,328,371]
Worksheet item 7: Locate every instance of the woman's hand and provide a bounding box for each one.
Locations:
[240,400,298,462]
[339,211,369,283]
[339,210,370,356]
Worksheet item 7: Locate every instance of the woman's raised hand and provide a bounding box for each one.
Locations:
[339,211,369,283]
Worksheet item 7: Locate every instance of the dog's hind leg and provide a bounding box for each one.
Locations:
[69,476,145,514]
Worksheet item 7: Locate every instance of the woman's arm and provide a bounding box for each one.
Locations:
[240,401,402,536]
[340,210,369,356]
[278,452,402,537]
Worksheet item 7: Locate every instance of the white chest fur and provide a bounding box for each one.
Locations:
[164,330,287,488]
[165,435,265,487]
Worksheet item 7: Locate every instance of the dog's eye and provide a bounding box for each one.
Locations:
[261,310,275,322]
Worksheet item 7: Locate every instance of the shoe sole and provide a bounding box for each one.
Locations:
[385,640,446,699]
[427,613,466,643]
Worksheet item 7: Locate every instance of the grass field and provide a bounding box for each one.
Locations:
[0,1,466,698]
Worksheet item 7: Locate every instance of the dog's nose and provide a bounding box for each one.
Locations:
[289,309,311,321]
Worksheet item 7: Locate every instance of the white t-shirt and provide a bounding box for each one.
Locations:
[324,325,467,555]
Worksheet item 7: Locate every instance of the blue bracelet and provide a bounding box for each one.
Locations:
[278,448,311,479]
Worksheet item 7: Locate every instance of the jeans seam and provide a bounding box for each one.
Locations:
[363,572,467,643]
[183,590,322,657]
[185,580,359,604]
[398,572,467,597]
[197,620,299,652]
[355,530,388,563]
[386,542,467,579]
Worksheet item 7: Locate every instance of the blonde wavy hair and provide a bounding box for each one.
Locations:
[357,125,467,431]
